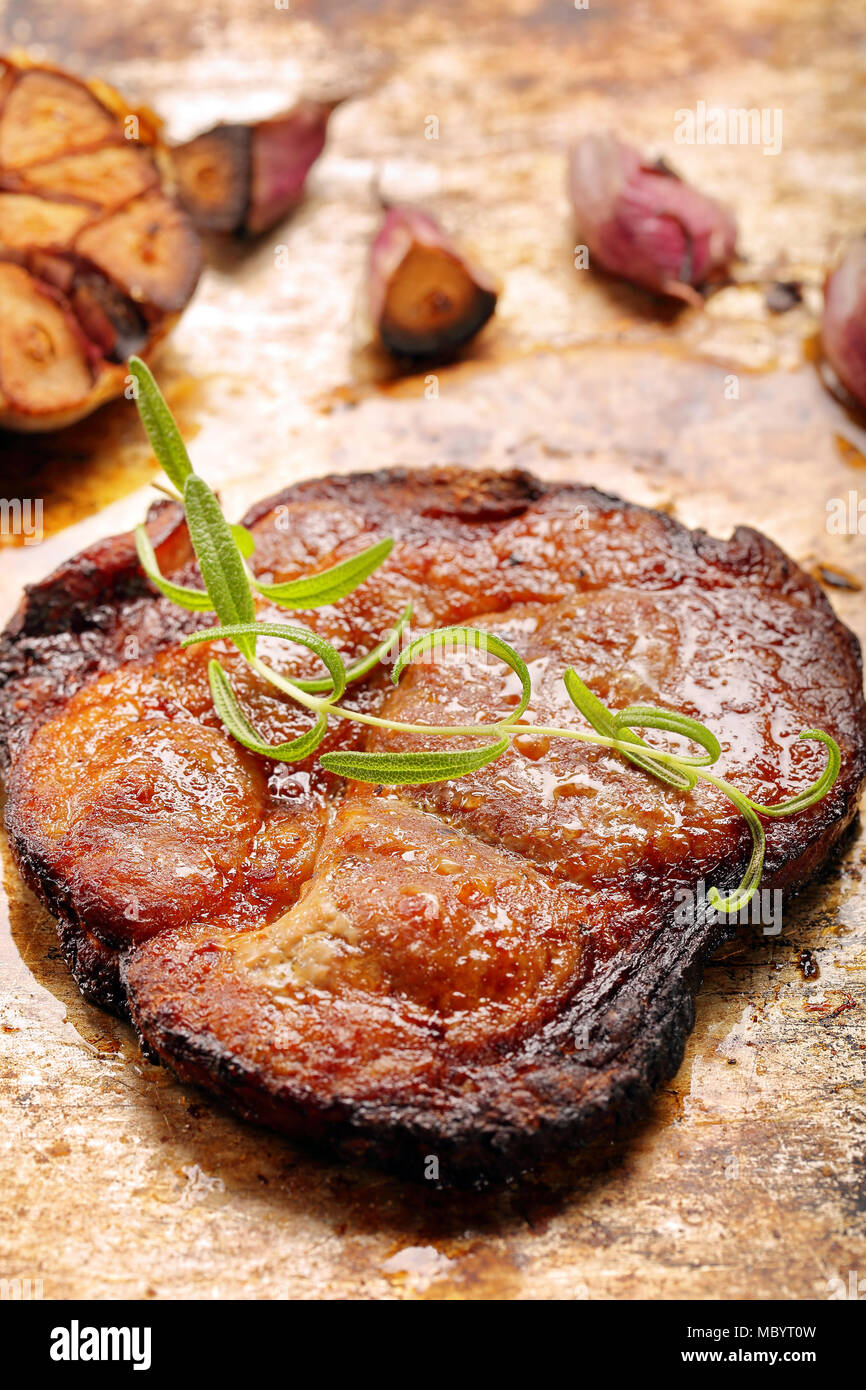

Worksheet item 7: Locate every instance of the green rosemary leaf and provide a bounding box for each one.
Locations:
[128,356,193,491]
[320,736,510,785]
[613,706,721,766]
[253,538,393,609]
[393,627,532,722]
[747,730,841,817]
[134,524,212,611]
[707,787,766,915]
[563,670,695,790]
[183,621,347,701]
[561,669,616,738]
[230,523,256,559]
[293,604,413,693]
[208,660,328,762]
[183,475,256,660]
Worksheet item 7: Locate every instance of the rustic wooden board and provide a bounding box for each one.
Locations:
[0,0,864,1301]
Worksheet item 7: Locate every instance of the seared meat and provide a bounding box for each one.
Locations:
[1,468,864,1180]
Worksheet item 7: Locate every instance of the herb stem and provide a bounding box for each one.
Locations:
[252,657,725,767]
[251,666,821,833]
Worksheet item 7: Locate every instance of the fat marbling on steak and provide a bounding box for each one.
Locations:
[0,467,864,1180]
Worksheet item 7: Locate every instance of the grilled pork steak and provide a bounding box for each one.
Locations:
[1,468,864,1180]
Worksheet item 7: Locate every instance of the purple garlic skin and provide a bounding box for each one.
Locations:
[822,239,866,410]
[247,101,336,236]
[568,132,737,303]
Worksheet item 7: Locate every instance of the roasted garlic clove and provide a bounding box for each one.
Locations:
[169,125,252,233]
[369,205,498,361]
[0,66,118,169]
[74,190,202,315]
[0,191,92,251]
[0,261,93,419]
[170,101,336,236]
[17,143,160,210]
[821,239,866,410]
[568,132,737,303]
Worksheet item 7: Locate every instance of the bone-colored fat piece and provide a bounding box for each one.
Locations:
[233,889,361,992]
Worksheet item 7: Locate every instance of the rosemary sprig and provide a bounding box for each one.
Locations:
[128,356,842,915]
